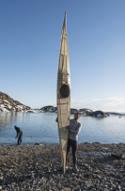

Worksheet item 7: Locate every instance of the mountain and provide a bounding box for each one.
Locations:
[0,91,31,112]
[1,91,124,117]
[40,106,78,114]
[40,105,57,112]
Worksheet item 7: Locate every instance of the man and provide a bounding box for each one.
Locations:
[14,125,23,145]
[66,112,81,171]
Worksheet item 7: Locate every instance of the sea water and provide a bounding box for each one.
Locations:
[0,112,125,144]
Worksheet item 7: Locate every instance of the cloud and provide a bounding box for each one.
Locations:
[72,96,125,112]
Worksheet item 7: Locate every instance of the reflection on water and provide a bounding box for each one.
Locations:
[0,112,125,144]
[0,112,58,144]
[0,112,12,129]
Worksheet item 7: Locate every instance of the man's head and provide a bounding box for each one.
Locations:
[74,112,80,120]
[14,125,19,131]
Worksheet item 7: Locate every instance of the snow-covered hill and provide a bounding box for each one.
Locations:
[0,91,31,112]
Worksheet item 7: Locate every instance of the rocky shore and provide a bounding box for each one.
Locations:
[0,143,125,191]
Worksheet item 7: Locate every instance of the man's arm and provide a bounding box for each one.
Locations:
[65,125,70,129]
[15,127,20,138]
[56,118,70,129]
[76,123,81,135]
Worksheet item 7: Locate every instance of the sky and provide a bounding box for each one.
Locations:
[0,0,125,111]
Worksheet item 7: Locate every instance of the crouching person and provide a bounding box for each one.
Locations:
[14,125,23,145]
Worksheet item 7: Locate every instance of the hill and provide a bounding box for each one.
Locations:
[0,91,31,112]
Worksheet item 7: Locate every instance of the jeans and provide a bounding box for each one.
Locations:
[66,138,77,167]
[17,132,23,145]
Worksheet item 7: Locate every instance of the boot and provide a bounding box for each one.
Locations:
[73,164,79,172]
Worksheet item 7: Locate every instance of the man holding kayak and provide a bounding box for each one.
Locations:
[56,112,81,172]
[66,112,81,171]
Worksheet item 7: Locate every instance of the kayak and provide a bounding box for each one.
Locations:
[57,13,71,173]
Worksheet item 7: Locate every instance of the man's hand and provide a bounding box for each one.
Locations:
[65,125,70,129]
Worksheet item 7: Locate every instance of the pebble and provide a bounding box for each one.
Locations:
[0,144,125,190]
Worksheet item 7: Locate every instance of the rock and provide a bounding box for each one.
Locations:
[0,144,125,190]
[63,187,71,191]
[85,180,93,188]
[111,153,122,159]
[121,153,125,159]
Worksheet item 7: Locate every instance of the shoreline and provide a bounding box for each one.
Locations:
[0,141,125,145]
[0,143,125,190]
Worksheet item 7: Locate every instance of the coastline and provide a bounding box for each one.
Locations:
[0,143,125,191]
